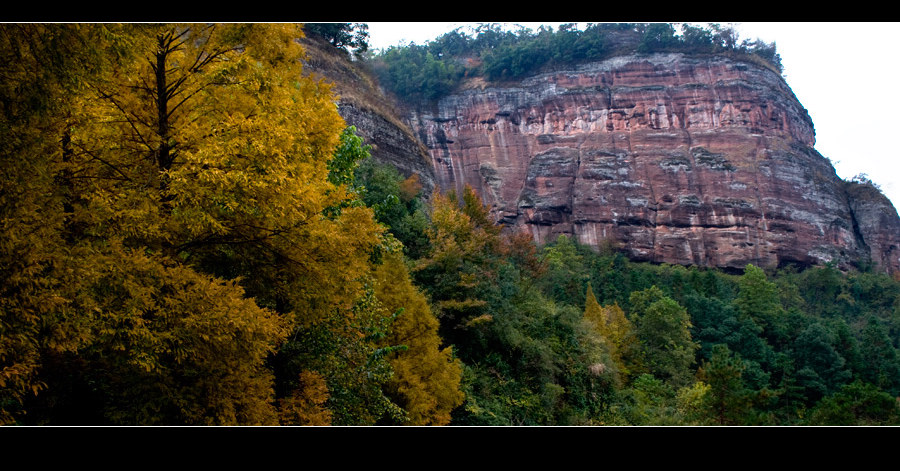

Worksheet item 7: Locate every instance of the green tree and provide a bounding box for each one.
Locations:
[791,322,853,403]
[540,234,590,306]
[272,281,403,426]
[614,373,683,425]
[629,286,698,388]
[328,126,371,189]
[804,381,900,425]
[686,293,773,390]
[637,23,680,53]
[697,344,752,425]
[858,316,900,395]
[680,23,715,52]
[734,264,783,331]
[354,159,430,259]
[303,23,369,55]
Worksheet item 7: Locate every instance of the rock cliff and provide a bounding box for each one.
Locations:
[302,36,900,275]
[403,53,900,274]
[300,35,436,195]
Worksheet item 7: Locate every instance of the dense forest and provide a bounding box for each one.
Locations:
[2,23,899,426]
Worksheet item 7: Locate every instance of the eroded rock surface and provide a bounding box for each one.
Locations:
[407,53,900,273]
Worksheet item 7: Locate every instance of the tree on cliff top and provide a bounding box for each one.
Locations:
[303,23,369,56]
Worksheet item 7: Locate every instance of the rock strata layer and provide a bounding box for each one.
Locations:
[406,53,900,273]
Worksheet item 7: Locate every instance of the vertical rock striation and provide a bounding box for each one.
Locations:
[407,53,900,273]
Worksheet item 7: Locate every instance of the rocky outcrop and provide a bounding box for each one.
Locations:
[300,36,436,195]
[846,181,900,273]
[407,53,900,273]
[338,103,436,196]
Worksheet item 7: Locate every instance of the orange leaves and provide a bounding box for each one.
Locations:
[398,174,423,202]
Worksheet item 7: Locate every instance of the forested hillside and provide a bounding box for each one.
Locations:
[356,158,900,425]
[2,23,899,426]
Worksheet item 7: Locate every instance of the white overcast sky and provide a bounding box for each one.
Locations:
[365,22,900,211]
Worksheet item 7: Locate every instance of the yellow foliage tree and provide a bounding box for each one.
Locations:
[73,241,288,425]
[413,187,499,319]
[277,371,333,426]
[374,251,464,425]
[583,283,636,381]
[64,24,380,324]
[1,23,387,424]
[0,24,130,423]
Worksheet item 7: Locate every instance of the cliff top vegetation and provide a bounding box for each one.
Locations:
[349,22,783,103]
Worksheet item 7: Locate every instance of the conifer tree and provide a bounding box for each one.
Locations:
[698,344,752,425]
[734,264,784,332]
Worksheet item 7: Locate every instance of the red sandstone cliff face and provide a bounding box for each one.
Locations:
[406,53,900,273]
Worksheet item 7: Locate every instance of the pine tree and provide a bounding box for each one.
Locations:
[629,286,698,388]
[734,265,783,332]
[698,344,752,425]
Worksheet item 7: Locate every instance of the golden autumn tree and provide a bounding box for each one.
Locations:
[0,24,131,424]
[65,24,380,319]
[583,283,635,382]
[374,251,464,425]
[277,370,333,426]
[2,23,392,425]
[54,242,288,425]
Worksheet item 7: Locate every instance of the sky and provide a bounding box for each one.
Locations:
[365,22,900,211]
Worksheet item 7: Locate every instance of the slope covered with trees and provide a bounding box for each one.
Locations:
[3,23,899,426]
[353,154,900,425]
